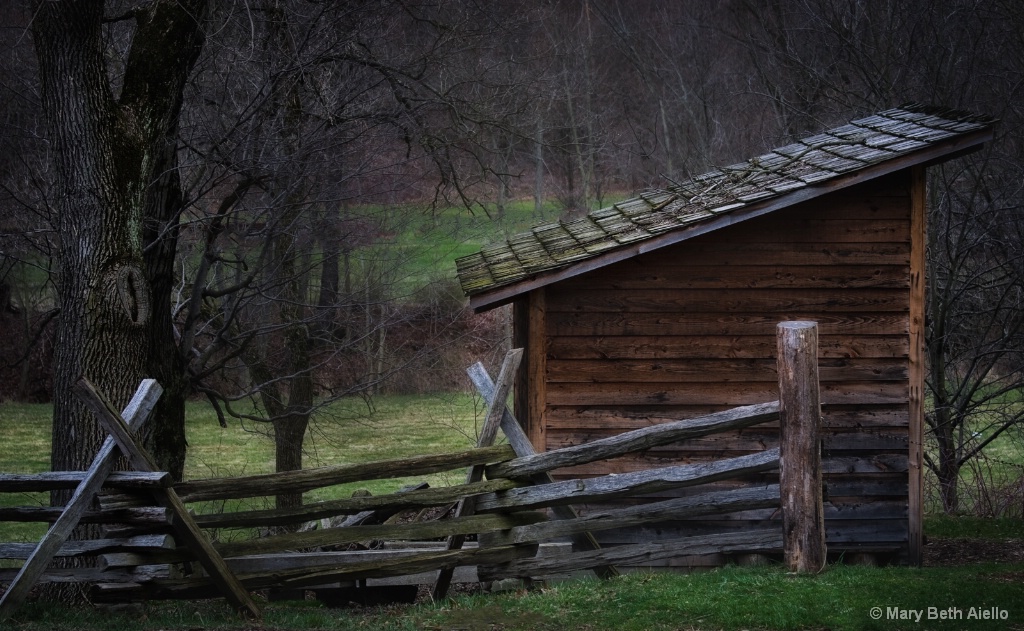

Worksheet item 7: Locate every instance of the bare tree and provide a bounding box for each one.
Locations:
[735,0,1024,513]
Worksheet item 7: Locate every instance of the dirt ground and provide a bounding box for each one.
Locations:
[923,536,1024,566]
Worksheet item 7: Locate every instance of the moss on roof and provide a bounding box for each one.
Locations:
[456,104,994,299]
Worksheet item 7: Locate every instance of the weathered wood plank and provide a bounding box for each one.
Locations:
[485,530,783,578]
[74,378,261,620]
[475,449,779,512]
[544,288,910,314]
[557,265,910,292]
[0,535,174,560]
[777,321,826,574]
[0,567,163,584]
[531,454,908,477]
[0,471,172,493]
[0,379,163,622]
[709,219,910,244]
[546,335,909,360]
[0,505,170,525]
[490,485,780,545]
[216,511,546,559]
[176,444,514,503]
[546,312,909,338]
[433,348,522,600]
[616,241,911,268]
[908,165,926,565]
[545,381,907,406]
[466,361,619,579]
[587,518,906,546]
[90,544,539,601]
[543,404,909,430]
[485,402,778,480]
[194,478,520,529]
[546,358,907,383]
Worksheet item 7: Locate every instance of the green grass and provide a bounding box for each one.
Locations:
[924,515,1024,540]
[7,564,1024,630]
[0,393,488,543]
[4,395,1024,630]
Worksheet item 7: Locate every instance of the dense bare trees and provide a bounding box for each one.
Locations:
[3,0,1021,516]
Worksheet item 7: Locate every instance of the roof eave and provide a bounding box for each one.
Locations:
[468,126,993,313]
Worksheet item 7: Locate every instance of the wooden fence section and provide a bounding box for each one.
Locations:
[0,322,826,618]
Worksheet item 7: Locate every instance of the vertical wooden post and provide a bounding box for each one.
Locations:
[908,165,926,565]
[777,321,826,574]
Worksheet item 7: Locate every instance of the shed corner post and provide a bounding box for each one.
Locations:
[777,320,826,574]
[908,164,926,566]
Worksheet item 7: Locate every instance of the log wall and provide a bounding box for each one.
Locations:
[519,170,917,564]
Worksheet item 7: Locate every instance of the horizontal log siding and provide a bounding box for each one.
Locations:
[540,173,912,559]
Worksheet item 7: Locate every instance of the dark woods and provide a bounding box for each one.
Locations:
[0,0,1020,513]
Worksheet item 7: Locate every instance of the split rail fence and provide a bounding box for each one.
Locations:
[0,322,825,621]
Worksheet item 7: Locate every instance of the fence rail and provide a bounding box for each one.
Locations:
[0,321,828,620]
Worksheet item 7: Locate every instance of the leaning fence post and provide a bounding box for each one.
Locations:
[777,321,826,573]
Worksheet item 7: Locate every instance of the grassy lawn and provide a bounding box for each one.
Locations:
[3,395,1024,630]
[8,563,1024,630]
[0,393,489,543]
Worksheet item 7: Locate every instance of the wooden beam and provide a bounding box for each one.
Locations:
[0,471,171,492]
[486,402,779,479]
[0,379,163,623]
[527,289,547,451]
[487,485,780,545]
[193,478,520,529]
[217,511,545,558]
[485,530,783,577]
[467,362,619,579]
[777,321,826,574]
[908,165,926,565]
[175,444,514,503]
[432,348,523,600]
[73,378,261,620]
[474,449,780,512]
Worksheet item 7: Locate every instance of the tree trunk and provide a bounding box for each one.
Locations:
[35,0,149,487]
[273,413,310,511]
[35,0,208,489]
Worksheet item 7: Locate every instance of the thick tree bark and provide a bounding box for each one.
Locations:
[34,0,208,485]
[35,0,150,485]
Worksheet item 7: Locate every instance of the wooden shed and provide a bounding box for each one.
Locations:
[456,105,995,566]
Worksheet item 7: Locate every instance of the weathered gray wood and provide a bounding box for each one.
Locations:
[486,401,780,479]
[433,348,523,600]
[488,485,780,545]
[74,378,261,620]
[482,529,783,578]
[175,444,515,503]
[0,534,174,560]
[467,361,619,579]
[218,510,544,558]
[0,378,162,622]
[0,505,170,525]
[90,544,540,601]
[475,448,780,512]
[466,362,537,459]
[194,480,518,529]
[0,566,167,584]
[0,471,172,492]
[777,321,826,574]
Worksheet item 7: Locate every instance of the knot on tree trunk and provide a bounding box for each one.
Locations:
[103,264,151,327]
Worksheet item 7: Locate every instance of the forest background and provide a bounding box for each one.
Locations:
[0,0,1021,517]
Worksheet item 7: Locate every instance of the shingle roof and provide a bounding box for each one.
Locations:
[456,104,995,308]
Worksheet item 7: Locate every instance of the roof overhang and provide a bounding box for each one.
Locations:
[469,126,992,313]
